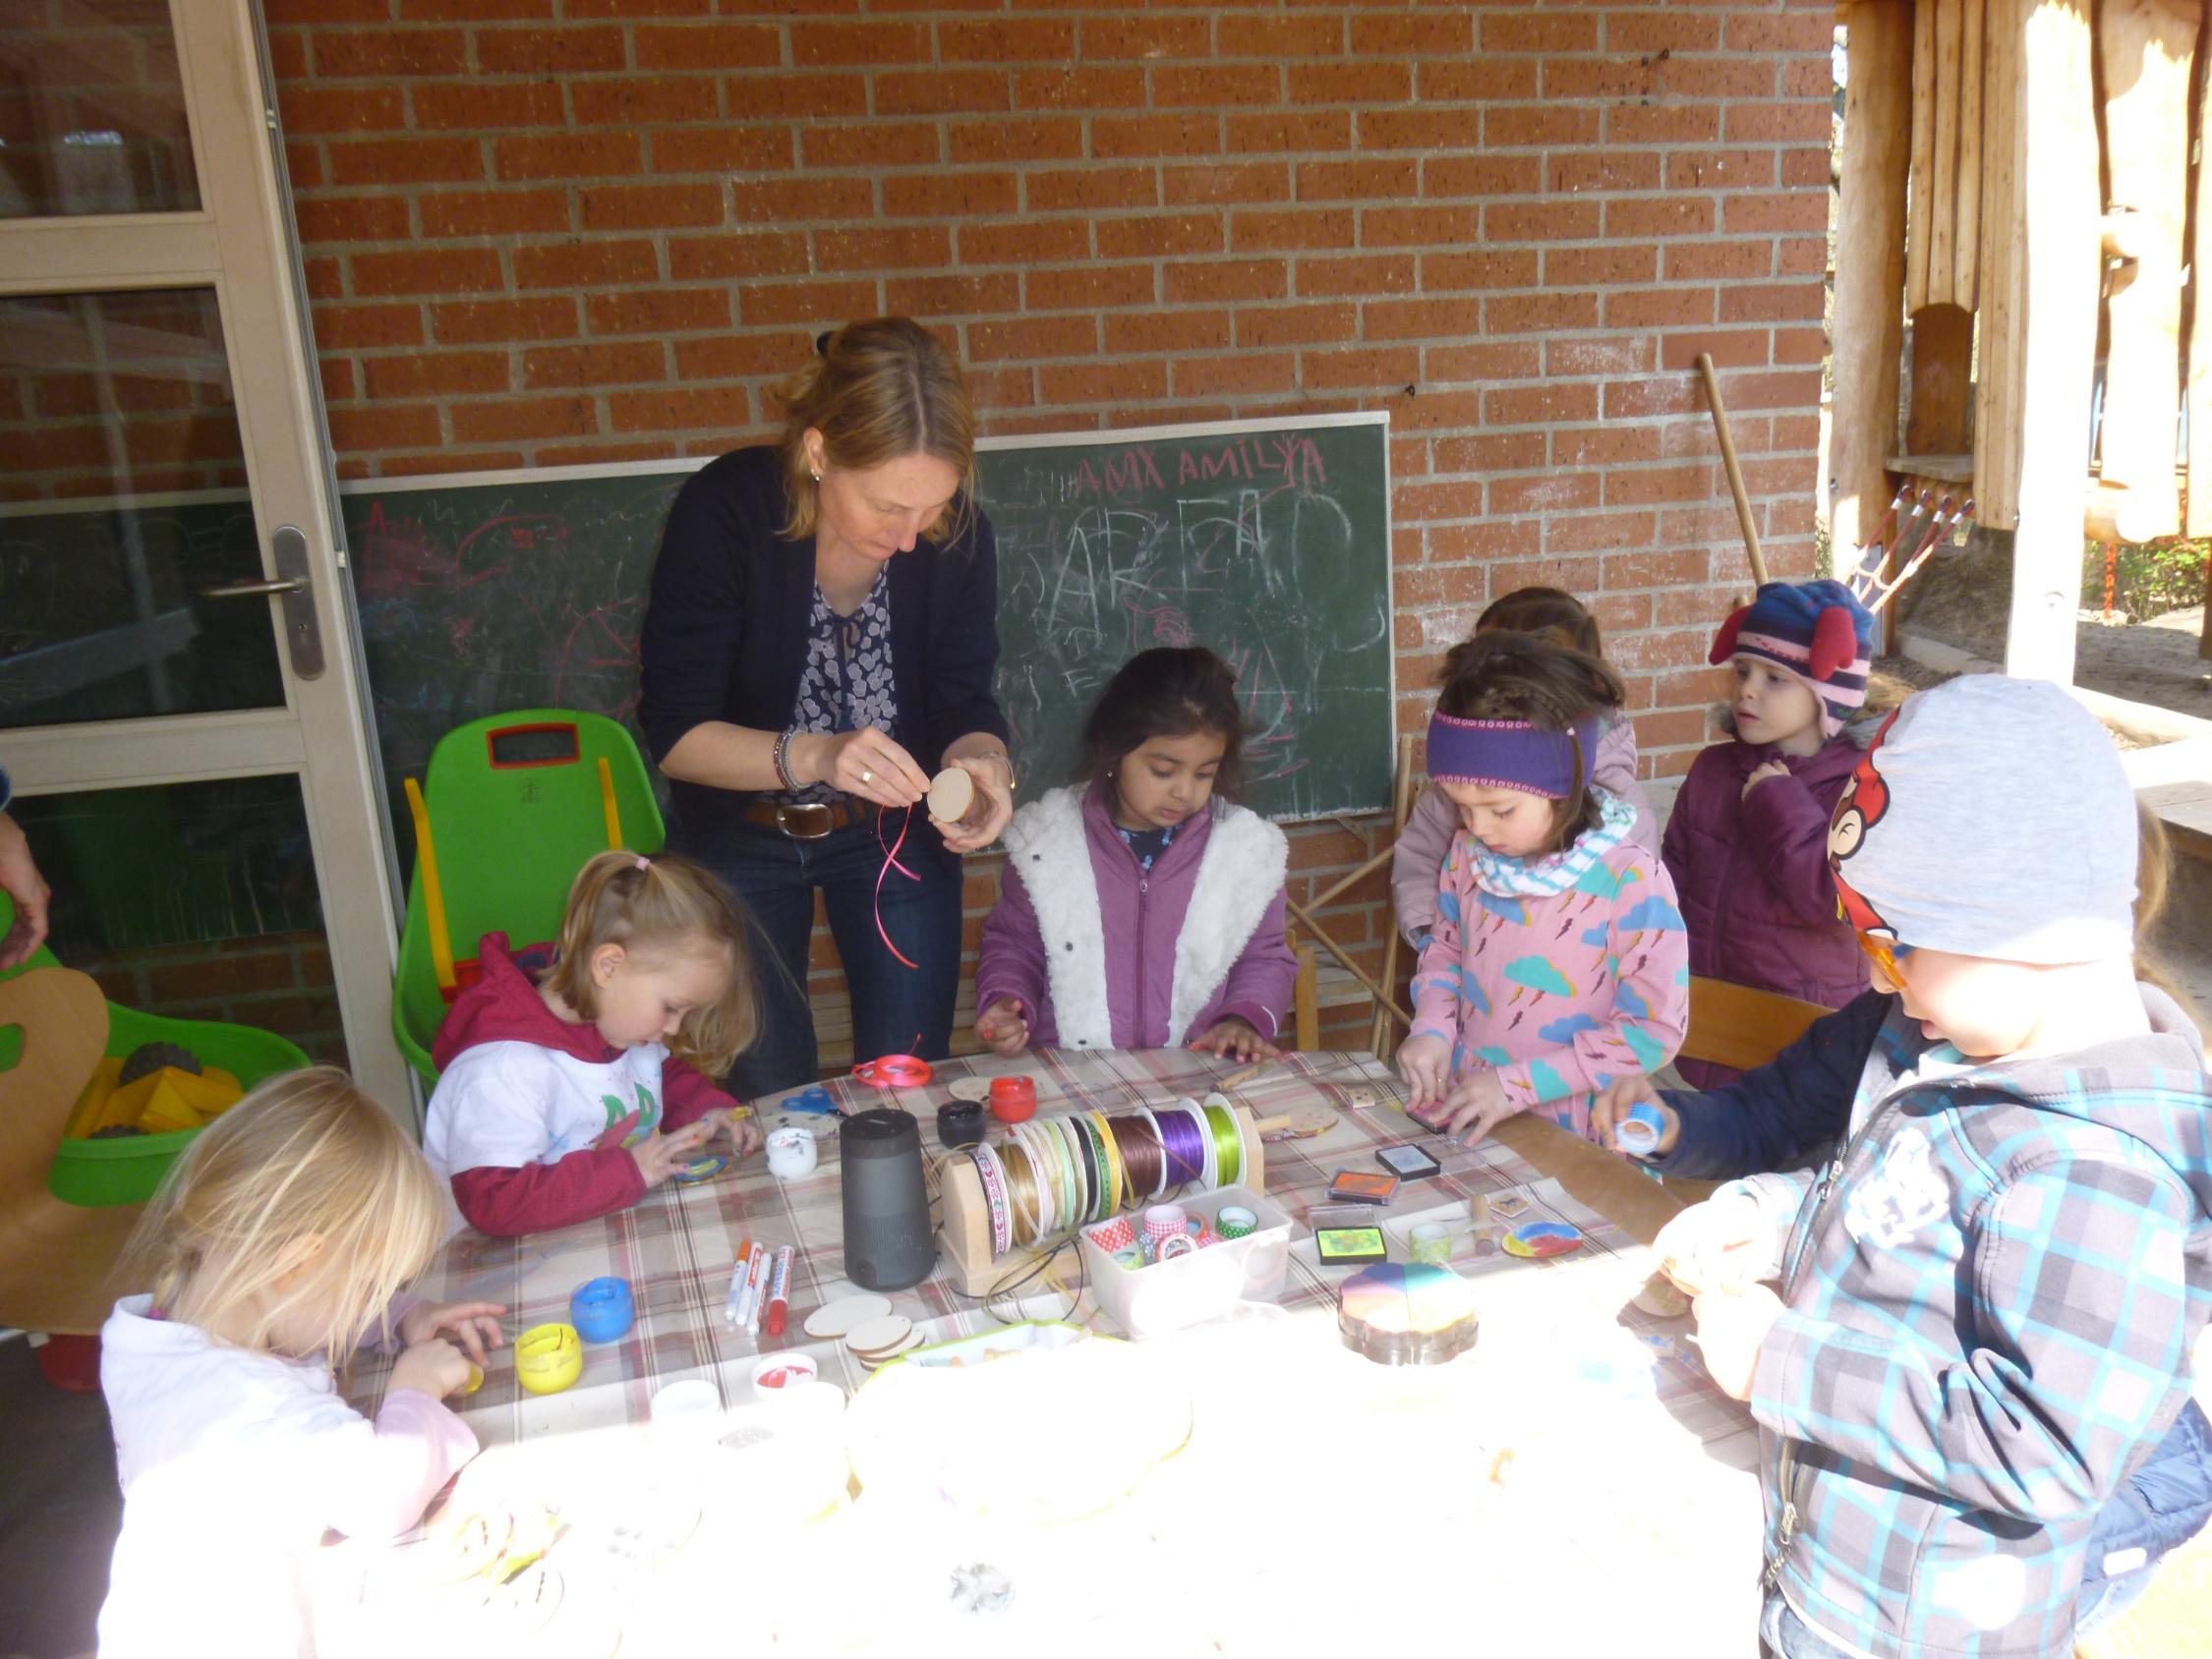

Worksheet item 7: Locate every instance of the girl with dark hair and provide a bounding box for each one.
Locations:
[638,318,1013,1095]
[1397,633,1687,1142]
[971,647,1297,1060]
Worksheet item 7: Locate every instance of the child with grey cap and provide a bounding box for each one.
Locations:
[1594,675,2212,1658]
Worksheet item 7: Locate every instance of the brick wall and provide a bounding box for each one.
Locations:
[262,0,1833,1055]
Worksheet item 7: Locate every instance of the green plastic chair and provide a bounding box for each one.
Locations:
[391,710,666,1090]
[0,891,310,1206]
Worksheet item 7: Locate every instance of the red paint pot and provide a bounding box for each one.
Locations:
[988,1075,1038,1123]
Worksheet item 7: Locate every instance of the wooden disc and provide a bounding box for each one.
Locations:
[946,1076,992,1103]
[804,1293,892,1338]
[926,768,975,822]
[844,1314,914,1357]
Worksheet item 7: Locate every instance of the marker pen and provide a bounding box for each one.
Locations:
[764,1245,794,1338]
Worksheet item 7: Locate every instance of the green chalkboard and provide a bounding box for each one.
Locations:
[339,412,1392,839]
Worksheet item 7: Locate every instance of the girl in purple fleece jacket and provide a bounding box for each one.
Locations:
[1662,580,1884,1086]
[973,648,1297,1060]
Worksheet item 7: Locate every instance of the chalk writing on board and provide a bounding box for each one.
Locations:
[977,424,1389,821]
[337,413,1391,844]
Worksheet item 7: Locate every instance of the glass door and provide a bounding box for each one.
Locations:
[0,1,410,1109]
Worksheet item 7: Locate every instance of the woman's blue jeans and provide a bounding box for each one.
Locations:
[675,813,963,1100]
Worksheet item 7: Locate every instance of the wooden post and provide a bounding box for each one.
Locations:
[2096,0,2193,541]
[1831,1,1916,556]
[2005,0,2103,682]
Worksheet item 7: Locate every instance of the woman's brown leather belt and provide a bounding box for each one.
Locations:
[739,796,872,839]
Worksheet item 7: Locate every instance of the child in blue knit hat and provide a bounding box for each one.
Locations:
[1660,579,1883,1085]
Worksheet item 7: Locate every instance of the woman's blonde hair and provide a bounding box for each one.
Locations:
[539,850,758,1076]
[115,1068,445,1362]
[771,316,976,543]
[2130,803,2203,1034]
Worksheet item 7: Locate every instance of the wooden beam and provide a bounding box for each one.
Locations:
[1976,0,2026,528]
[1955,0,1987,305]
[1905,303,1976,455]
[2186,0,2212,537]
[2006,0,2105,682]
[1908,0,1940,312]
[1931,0,1963,305]
[1832,1,1917,556]
[2096,0,2194,541]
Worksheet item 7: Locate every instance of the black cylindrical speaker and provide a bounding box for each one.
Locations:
[840,1108,935,1291]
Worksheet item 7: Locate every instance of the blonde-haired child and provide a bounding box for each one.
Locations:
[98,1068,501,1657]
[424,850,763,1237]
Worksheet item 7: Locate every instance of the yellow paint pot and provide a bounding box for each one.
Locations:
[514,1322,583,1396]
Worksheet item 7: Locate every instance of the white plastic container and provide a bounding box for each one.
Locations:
[1077,1184,1294,1340]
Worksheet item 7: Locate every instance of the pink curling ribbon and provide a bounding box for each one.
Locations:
[873,802,921,970]
[852,1054,933,1088]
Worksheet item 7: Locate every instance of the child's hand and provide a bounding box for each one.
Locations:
[1397,1034,1451,1106]
[711,1107,765,1159]
[1741,759,1789,799]
[1590,1074,1678,1157]
[630,1118,718,1186]
[1190,1016,1280,1063]
[390,1337,474,1401]
[1689,1283,1785,1401]
[1434,1068,1514,1144]
[973,996,1030,1057]
[399,1299,506,1365]
[1651,1190,1768,1296]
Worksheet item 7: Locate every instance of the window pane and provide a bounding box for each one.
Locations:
[0,1,201,217]
[0,288,283,726]
[7,774,345,1065]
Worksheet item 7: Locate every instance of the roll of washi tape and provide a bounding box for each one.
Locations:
[853,1053,933,1089]
[1616,1101,1666,1159]
[570,1276,635,1344]
[515,1322,584,1396]
[671,1152,728,1185]
[1111,1246,1145,1272]
[1155,1233,1197,1262]
[1143,1203,1188,1242]
[937,1100,986,1149]
[1215,1205,1256,1240]
[1087,1215,1137,1253]
[988,1074,1037,1123]
[765,1124,819,1179]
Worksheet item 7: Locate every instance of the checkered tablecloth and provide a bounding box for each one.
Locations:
[334,1049,1764,1655]
[349,1047,1752,1461]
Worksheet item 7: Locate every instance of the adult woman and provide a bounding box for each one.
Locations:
[639,318,1013,1097]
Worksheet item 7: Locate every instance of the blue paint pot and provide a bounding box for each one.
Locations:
[570,1276,635,1344]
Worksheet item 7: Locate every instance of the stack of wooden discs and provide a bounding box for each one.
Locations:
[844,1314,922,1371]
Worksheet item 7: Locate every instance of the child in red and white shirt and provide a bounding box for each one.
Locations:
[424,850,762,1236]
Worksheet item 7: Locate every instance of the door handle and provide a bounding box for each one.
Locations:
[200,577,308,599]
[201,527,325,679]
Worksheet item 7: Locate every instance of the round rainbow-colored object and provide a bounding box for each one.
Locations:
[1502,1221,1584,1260]
[1336,1263,1479,1365]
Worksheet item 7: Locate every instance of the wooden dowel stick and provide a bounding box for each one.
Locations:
[1309,842,1395,914]
[1285,895,1412,1024]
[1695,352,1770,587]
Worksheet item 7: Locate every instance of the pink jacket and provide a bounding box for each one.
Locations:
[1408,797,1688,1135]
[1392,710,1657,945]
[975,781,1298,1051]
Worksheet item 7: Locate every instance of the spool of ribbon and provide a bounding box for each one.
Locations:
[852,1053,933,1088]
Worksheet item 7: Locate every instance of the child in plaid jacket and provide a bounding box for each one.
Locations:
[1596,677,2212,1659]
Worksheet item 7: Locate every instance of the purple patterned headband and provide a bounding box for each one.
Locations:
[1426,712,1599,801]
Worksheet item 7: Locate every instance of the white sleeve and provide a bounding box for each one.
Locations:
[254,1382,478,1542]
[423,1045,567,1178]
